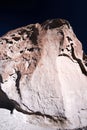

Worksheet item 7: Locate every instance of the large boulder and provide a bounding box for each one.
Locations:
[0,19,87,130]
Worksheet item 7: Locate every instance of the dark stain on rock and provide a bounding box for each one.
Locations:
[27,47,39,52]
[8,41,13,44]
[72,126,87,130]
[27,48,34,52]
[0,74,3,83]
[20,50,24,53]
[41,19,70,30]
[17,26,39,45]
[11,34,15,37]
[18,29,27,35]
[66,47,71,51]
[67,36,72,42]
[15,70,22,99]
[12,37,20,41]
[83,52,87,66]
[29,26,39,45]
[0,41,3,44]
[3,38,9,43]
[0,86,15,114]
[3,38,13,44]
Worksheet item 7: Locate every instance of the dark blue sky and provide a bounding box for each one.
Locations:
[0,0,87,54]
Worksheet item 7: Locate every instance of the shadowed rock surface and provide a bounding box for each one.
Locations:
[0,18,87,130]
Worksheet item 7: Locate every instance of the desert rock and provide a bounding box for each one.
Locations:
[0,19,87,130]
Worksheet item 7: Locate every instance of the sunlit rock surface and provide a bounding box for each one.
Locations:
[0,19,87,130]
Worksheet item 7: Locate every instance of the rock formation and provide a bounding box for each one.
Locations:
[0,18,87,130]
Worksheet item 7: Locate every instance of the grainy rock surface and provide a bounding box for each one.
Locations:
[0,19,87,130]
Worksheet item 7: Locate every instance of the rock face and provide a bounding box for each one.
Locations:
[0,19,87,130]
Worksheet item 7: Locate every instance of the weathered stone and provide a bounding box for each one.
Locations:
[0,18,87,130]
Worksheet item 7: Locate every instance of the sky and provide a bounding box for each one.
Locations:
[0,0,87,54]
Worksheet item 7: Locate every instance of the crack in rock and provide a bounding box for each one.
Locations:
[70,43,87,76]
[59,42,87,76]
[58,53,77,63]
[0,74,3,83]
[0,77,67,124]
[9,100,67,123]
[0,91,67,123]
[15,70,22,99]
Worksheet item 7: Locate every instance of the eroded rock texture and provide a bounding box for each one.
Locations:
[0,19,87,130]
